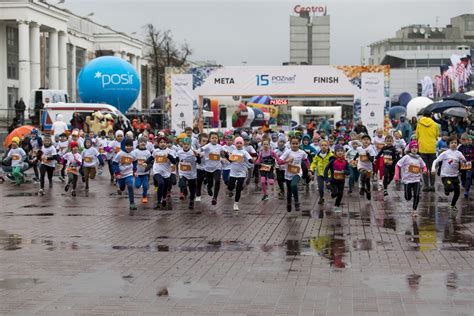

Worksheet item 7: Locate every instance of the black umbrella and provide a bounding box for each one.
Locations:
[444,92,472,105]
[418,100,464,115]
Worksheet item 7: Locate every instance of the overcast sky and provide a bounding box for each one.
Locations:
[62,0,474,65]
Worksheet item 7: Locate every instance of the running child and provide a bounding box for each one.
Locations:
[177,137,201,209]
[324,144,350,213]
[38,135,58,195]
[255,138,285,201]
[63,141,82,197]
[375,135,400,196]
[133,137,152,204]
[310,139,333,205]
[82,138,103,191]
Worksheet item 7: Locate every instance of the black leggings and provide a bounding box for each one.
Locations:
[40,164,55,189]
[67,172,78,190]
[276,169,285,192]
[228,177,245,202]
[286,175,300,204]
[196,169,206,197]
[154,174,170,203]
[404,182,421,210]
[107,159,114,181]
[383,165,395,190]
[331,180,345,207]
[179,176,197,200]
[442,177,461,207]
[359,169,371,193]
[206,170,221,199]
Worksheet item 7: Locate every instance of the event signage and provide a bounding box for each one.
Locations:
[171,74,194,132]
[293,5,327,16]
[269,99,288,105]
[360,72,385,136]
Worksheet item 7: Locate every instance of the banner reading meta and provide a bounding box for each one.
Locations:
[360,72,385,137]
[171,74,194,132]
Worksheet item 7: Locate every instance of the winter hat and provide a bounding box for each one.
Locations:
[156,136,168,144]
[278,135,286,143]
[69,141,79,149]
[11,137,20,144]
[138,137,147,144]
[334,144,345,152]
[115,130,124,138]
[408,141,418,150]
[234,137,244,145]
[124,139,134,147]
[182,137,191,145]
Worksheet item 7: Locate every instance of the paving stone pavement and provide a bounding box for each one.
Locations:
[0,175,473,316]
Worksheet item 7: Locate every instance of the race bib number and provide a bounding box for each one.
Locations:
[42,156,49,164]
[84,156,93,163]
[114,147,121,154]
[67,166,78,174]
[121,156,133,165]
[229,154,243,163]
[350,160,357,167]
[383,155,393,165]
[260,164,271,172]
[155,155,168,164]
[288,164,301,174]
[333,170,345,180]
[359,154,368,162]
[461,161,472,170]
[171,165,176,172]
[180,163,191,172]
[408,165,421,174]
[209,153,220,161]
[137,159,145,166]
[12,154,20,161]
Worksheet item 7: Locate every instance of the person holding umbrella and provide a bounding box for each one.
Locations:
[416,111,439,192]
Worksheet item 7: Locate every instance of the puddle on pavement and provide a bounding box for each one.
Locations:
[111,240,252,252]
[0,278,42,290]
[23,205,52,209]
[284,237,348,268]
[5,192,39,197]
[0,230,22,250]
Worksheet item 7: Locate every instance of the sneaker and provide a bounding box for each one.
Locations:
[207,189,213,196]
[318,198,324,205]
[85,186,89,191]
[64,184,70,192]
[211,198,217,206]
[411,210,418,217]
[366,191,371,200]
[49,182,53,189]
[429,187,436,192]
[422,187,430,193]
[6,174,15,181]
[117,188,122,195]
[233,202,239,211]
[189,200,194,210]
[444,189,450,196]
[129,204,137,216]
[348,189,352,194]
[153,203,161,210]
[195,196,201,202]
[286,203,292,213]
[81,176,85,183]
[464,192,469,199]
[262,194,269,201]
[450,205,458,216]
[71,190,76,197]
[58,176,65,182]
[32,177,39,183]
[179,192,185,200]
[305,184,309,192]
[39,189,44,196]
[334,206,342,214]
[359,188,365,196]
[295,202,300,212]
[228,191,234,198]
[142,197,148,204]
[161,200,167,208]
[383,189,388,196]
[278,190,284,199]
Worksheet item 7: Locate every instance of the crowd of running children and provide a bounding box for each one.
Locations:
[3,125,473,217]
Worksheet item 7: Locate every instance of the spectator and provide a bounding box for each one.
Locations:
[396,116,412,142]
[15,98,26,125]
[410,116,418,131]
[416,111,439,192]
[8,117,20,133]
[318,118,331,136]
[70,112,84,131]
[353,120,368,135]
[307,119,315,138]
[51,114,68,138]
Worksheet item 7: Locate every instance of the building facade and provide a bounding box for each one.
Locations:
[289,8,330,65]
[369,14,474,97]
[0,0,155,121]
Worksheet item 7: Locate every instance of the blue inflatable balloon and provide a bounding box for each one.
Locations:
[77,56,140,113]
[398,92,412,108]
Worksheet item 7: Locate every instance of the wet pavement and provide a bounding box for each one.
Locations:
[1,177,474,315]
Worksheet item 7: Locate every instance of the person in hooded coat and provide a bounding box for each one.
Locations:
[416,111,440,192]
[51,114,68,139]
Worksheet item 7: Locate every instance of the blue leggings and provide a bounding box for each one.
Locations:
[134,174,149,197]
[117,176,134,204]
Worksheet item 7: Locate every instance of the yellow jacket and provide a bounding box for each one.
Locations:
[416,117,439,154]
[310,150,334,176]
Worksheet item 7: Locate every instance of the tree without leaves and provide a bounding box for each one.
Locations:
[144,24,192,97]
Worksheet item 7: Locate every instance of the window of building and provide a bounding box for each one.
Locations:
[7,27,19,80]
[467,20,474,31]
[406,60,416,67]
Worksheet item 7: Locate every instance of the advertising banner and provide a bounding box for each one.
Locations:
[171,74,194,132]
[360,72,385,136]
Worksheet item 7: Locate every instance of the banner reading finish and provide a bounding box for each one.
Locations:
[171,74,194,132]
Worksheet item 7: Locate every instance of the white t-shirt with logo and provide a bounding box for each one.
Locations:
[280,149,308,180]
